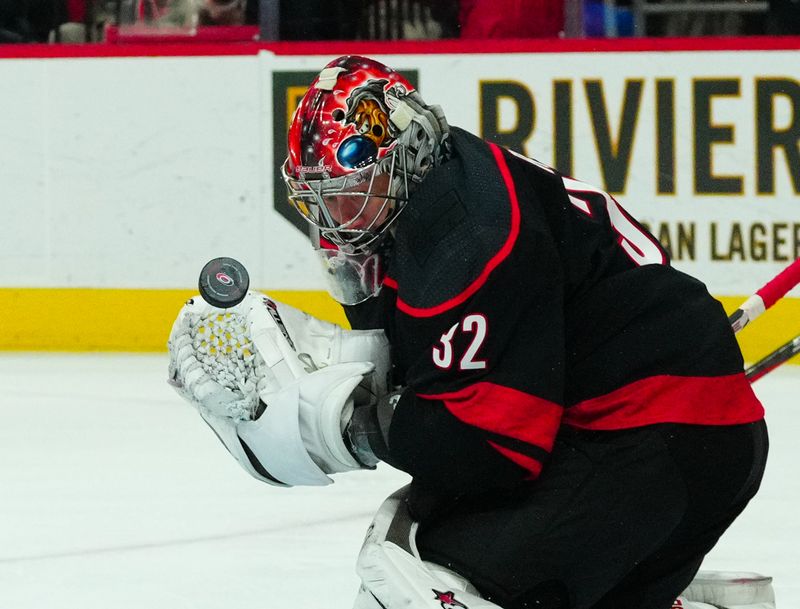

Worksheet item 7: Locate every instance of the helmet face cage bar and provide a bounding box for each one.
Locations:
[283,145,410,254]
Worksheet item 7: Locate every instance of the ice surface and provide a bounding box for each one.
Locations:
[0,354,796,609]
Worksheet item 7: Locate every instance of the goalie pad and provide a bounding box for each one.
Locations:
[354,487,500,609]
[167,292,391,487]
[676,571,776,609]
[354,491,777,609]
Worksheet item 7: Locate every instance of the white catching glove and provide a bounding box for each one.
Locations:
[167,291,391,487]
[167,297,265,421]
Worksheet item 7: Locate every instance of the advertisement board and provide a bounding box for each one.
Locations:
[1,39,797,354]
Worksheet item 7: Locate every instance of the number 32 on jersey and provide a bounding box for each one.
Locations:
[432,314,488,370]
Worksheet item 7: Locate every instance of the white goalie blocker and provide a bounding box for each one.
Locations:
[167,291,391,487]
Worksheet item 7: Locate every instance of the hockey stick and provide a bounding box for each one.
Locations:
[729,257,800,333]
[726,257,800,382]
[745,333,800,383]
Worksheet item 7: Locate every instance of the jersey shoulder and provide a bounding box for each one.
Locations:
[388,128,534,313]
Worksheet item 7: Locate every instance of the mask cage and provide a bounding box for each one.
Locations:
[283,145,410,254]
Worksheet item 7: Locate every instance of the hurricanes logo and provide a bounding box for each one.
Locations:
[433,589,468,609]
[215,272,234,286]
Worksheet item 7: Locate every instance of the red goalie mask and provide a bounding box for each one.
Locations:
[283,55,447,249]
[281,55,449,303]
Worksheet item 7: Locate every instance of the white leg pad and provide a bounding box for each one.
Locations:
[678,571,776,609]
[674,599,776,609]
[673,600,725,608]
[354,488,501,609]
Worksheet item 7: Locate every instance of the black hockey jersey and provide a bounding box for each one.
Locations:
[345,127,764,498]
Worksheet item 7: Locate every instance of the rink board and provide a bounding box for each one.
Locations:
[1,287,798,368]
[1,38,799,357]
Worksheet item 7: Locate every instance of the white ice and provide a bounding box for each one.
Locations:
[0,354,796,609]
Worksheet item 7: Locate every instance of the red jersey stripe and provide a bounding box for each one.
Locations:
[417,381,563,452]
[488,441,544,479]
[564,373,764,430]
[384,143,520,317]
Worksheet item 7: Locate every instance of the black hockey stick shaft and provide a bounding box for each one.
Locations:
[746,333,800,383]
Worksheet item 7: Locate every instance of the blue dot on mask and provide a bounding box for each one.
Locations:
[337,136,378,169]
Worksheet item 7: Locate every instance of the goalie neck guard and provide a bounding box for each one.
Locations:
[281,55,450,304]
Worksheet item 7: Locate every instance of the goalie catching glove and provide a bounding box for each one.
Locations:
[167,291,391,487]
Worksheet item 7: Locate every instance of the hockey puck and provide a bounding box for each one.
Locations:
[198,257,250,308]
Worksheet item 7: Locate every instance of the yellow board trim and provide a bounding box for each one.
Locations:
[717,295,800,367]
[0,288,348,352]
[1,288,798,368]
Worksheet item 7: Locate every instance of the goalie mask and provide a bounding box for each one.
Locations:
[282,55,450,304]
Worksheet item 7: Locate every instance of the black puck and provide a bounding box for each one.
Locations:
[198,257,250,308]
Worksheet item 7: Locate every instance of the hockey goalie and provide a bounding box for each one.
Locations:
[169,54,775,609]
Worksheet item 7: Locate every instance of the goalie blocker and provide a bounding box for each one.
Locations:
[167,291,393,487]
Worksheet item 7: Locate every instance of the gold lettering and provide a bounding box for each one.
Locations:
[710,223,730,261]
[729,223,745,260]
[749,223,768,261]
[773,223,789,261]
